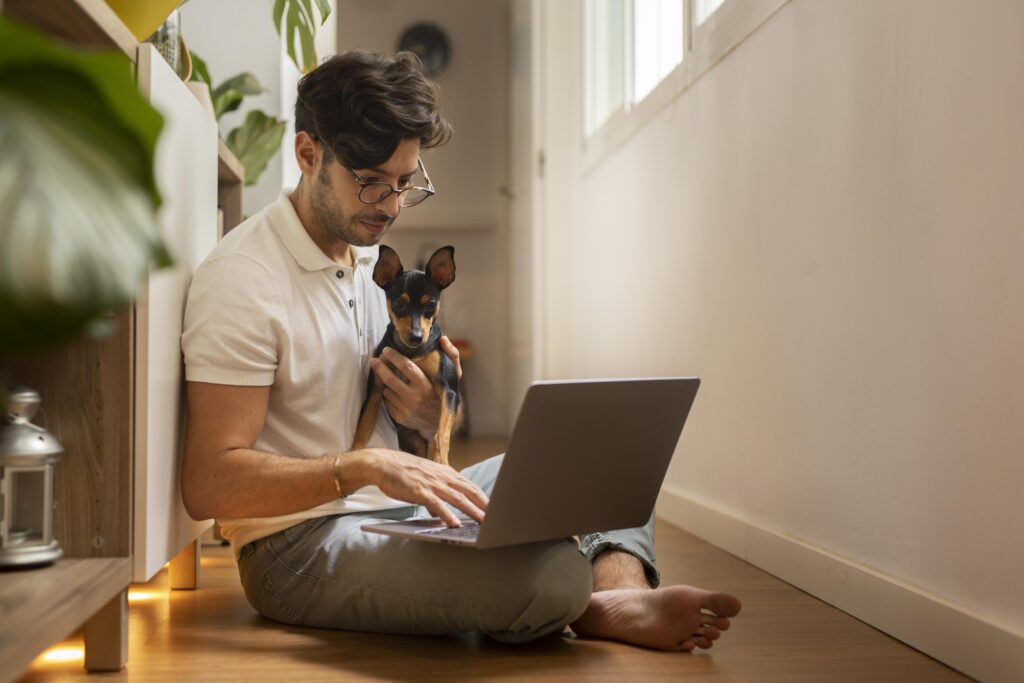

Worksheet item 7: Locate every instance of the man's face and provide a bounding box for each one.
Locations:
[309,137,422,247]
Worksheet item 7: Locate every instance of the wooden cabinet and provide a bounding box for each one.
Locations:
[0,2,244,680]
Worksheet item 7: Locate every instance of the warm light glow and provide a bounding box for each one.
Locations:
[128,589,167,603]
[39,646,84,664]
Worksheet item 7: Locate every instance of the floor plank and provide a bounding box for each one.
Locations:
[20,438,969,682]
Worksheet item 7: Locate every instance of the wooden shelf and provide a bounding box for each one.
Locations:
[3,0,138,60]
[0,557,132,683]
[217,139,245,234]
[218,139,245,185]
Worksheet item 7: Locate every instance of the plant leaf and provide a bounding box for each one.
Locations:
[225,110,287,186]
[285,2,300,74]
[274,0,324,73]
[313,0,332,23]
[214,72,264,97]
[189,50,212,86]
[296,0,316,30]
[273,0,287,32]
[0,18,170,352]
[212,72,264,119]
[0,18,163,209]
[298,14,317,73]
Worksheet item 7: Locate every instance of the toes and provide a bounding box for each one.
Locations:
[692,636,714,649]
[701,614,731,631]
[700,626,722,641]
[678,640,696,652]
[701,592,742,618]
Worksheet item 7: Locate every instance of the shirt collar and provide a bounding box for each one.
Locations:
[269,191,378,272]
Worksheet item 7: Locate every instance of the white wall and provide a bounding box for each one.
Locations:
[338,0,511,436]
[533,0,1024,676]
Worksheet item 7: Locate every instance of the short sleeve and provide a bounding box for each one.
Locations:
[182,254,285,386]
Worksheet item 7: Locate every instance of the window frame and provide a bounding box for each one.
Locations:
[582,0,792,172]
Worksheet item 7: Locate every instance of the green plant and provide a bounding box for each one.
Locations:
[274,0,332,74]
[0,18,170,354]
[190,53,287,186]
[179,0,331,74]
[183,0,331,186]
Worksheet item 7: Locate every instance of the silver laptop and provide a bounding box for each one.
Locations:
[361,377,700,548]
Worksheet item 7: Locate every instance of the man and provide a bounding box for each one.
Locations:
[181,50,740,651]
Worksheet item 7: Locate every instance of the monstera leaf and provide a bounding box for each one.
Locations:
[0,18,169,353]
[273,0,332,73]
[226,110,287,186]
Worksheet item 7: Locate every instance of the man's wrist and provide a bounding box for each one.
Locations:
[336,450,372,496]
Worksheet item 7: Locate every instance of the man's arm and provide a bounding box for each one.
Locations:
[182,381,488,526]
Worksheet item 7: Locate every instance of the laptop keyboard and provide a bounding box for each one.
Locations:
[416,522,481,541]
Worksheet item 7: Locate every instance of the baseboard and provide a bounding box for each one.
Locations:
[656,485,1023,683]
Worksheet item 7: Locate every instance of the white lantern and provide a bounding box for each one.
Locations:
[0,384,63,568]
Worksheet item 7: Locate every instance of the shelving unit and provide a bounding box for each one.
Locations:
[0,558,132,678]
[0,3,244,681]
[219,138,246,233]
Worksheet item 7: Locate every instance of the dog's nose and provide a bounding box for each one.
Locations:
[408,331,423,344]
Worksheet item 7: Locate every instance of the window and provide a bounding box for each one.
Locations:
[582,0,790,165]
[632,0,684,104]
[584,0,627,136]
[695,0,727,25]
[584,0,684,136]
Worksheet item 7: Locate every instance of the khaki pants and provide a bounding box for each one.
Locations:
[237,454,659,643]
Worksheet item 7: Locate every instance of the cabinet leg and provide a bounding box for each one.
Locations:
[169,538,200,590]
[84,588,128,672]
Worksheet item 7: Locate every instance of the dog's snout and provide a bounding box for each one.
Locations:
[408,322,423,345]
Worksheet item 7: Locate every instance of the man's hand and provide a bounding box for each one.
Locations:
[358,448,487,527]
[371,336,463,440]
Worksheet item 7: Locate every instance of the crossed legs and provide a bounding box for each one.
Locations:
[237,453,741,651]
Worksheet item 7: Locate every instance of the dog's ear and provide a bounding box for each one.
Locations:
[425,246,456,290]
[373,245,404,288]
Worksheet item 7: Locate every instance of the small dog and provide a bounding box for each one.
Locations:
[351,245,460,466]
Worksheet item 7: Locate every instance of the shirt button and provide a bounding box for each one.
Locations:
[348,299,355,308]
[336,270,344,279]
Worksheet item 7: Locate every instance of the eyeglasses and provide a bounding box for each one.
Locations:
[343,158,436,208]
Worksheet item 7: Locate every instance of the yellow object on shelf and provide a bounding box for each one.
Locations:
[104,0,180,41]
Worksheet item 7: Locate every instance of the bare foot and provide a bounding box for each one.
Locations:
[570,585,742,652]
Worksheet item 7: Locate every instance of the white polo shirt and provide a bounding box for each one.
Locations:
[181,191,408,556]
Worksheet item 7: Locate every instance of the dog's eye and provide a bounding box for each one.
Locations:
[392,299,406,312]
[423,303,437,317]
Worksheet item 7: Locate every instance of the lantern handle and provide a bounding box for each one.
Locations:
[4,384,41,424]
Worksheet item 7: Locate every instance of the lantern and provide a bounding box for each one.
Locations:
[0,384,63,568]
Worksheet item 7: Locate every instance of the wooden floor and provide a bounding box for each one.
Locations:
[21,438,968,682]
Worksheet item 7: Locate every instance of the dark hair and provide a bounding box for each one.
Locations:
[294,50,452,169]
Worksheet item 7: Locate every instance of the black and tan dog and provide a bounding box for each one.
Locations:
[351,245,460,466]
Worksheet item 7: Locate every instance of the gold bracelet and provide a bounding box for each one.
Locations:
[333,453,344,497]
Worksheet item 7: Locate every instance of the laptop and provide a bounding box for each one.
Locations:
[361,377,700,548]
